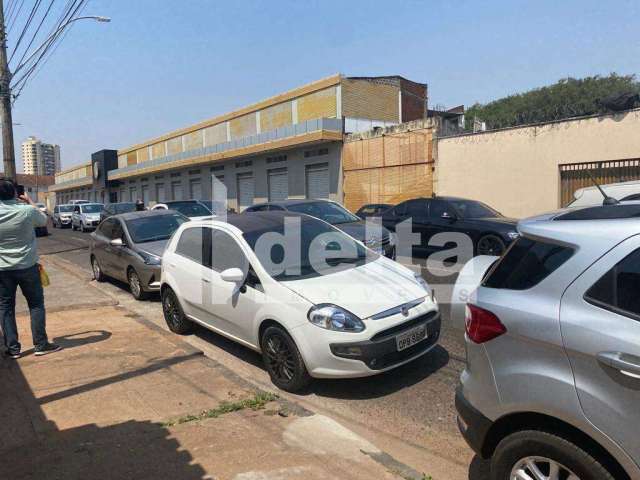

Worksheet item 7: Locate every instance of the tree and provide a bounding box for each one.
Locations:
[464,73,640,131]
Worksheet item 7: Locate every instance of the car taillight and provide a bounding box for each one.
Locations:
[465,304,506,344]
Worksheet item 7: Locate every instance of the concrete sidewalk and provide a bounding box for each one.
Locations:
[2,265,407,479]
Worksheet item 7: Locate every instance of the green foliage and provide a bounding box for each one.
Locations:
[465,73,640,131]
[162,391,279,427]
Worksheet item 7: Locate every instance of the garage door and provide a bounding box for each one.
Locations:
[268,168,288,202]
[190,179,202,200]
[237,172,254,211]
[171,182,183,201]
[306,163,329,199]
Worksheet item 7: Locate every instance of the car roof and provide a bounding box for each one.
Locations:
[519,202,640,247]
[117,209,181,221]
[250,198,336,208]
[189,210,312,234]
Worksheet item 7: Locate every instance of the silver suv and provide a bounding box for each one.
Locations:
[455,202,640,480]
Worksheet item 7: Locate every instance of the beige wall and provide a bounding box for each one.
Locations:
[435,109,640,218]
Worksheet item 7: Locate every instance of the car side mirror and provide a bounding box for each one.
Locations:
[220,267,245,283]
[110,238,123,247]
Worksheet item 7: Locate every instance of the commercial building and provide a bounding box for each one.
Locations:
[50,74,428,210]
[22,136,61,176]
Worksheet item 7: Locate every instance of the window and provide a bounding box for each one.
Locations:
[211,230,248,273]
[405,199,428,220]
[235,160,252,168]
[210,165,224,172]
[112,220,124,240]
[304,148,329,158]
[483,237,574,290]
[585,248,640,319]
[430,200,454,218]
[176,227,208,265]
[266,155,287,164]
[98,218,115,238]
[622,193,640,202]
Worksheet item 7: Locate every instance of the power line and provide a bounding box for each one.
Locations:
[9,0,54,63]
[9,0,43,63]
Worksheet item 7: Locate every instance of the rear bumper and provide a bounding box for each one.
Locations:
[455,385,493,457]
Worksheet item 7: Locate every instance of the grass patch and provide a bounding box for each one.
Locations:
[163,391,279,427]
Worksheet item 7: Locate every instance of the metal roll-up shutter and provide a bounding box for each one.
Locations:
[190,179,202,200]
[305,163,329,199]
[237,172,254,211]
[142,185,150,205]
[171,182,183,201]
[268,168,288,201]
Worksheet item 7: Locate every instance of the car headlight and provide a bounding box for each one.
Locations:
[307,304,365,333]
[138,251,162,265]
[413,272,435,302]
[507,231,520,240]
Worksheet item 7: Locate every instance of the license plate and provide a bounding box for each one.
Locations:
[395,324,427,351]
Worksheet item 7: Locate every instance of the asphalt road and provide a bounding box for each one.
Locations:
[38,222,487,479]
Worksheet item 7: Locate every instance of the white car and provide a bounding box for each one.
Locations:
[71,203,104,232]
[35,202,47,215]
[569,179,640,207]
[161,211,441,391]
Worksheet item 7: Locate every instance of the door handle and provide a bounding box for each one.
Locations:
[597,351,640,379]
[202,278,210,283]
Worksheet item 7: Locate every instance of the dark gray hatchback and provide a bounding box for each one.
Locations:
[89,210,188,299]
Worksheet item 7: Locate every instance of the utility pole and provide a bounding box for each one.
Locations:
[0,0,15,180]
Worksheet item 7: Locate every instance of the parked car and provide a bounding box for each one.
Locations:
[569,179,640,207]
[69,199,90,205]
[454,202,640,480]
[161,211,440,392]
[100,202,137,223]
[71,203,104,232]
[151,200,213,220]
[90,210,189,300]
[381,196,519,258]
[244,199,395,259]
[52,204,74,228]
[355,203,392,219]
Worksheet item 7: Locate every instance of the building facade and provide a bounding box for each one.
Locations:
[51,74,428,210]
[22,136,61,176]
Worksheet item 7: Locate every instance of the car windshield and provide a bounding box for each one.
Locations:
[242,215,373,281]
[125,213,188,243]
[58,205,74,213]
[81,204,103,214]
[115,203,136,214]
[286,201,360,225]
[166,201,212,217]
[448,199,501,219]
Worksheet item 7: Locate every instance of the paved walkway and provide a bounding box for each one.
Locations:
[1,262,408,480]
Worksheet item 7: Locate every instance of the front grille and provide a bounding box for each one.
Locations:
[370,311,438,341]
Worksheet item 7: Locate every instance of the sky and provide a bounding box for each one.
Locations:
[8,0,640,172]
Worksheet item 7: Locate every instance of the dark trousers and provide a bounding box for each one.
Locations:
[0,264,48,353]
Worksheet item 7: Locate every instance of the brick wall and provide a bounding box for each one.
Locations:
[341,79,399,122]
[400,78,427,122]
[342,120,435,211]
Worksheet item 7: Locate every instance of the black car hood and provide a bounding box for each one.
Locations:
[333,220,390,241]
[135,239,170,258]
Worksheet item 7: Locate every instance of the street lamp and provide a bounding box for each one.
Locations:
[13,16,112,76]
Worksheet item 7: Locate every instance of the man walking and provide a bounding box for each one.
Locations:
[0,178,60,359]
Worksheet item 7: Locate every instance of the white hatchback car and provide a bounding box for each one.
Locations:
[161,211,441,391]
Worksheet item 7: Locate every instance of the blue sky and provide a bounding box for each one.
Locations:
[9,0,640,171]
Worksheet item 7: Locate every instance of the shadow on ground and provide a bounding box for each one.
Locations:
[1,354,207,480]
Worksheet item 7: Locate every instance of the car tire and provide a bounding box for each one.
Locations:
[261,325,312,393]
[127,268,148,300]
[476,234,506,256]
[491,430,615,480]
[91,256,105,282]
[162,287,192,335]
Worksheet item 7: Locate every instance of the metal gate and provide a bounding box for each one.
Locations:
[305,163,329,199]
[268,168,288,201]
[237,172,254,211]
[560,159,640,206]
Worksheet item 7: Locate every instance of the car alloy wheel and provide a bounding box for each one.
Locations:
[477,234,506,256]
[91,256,104,282]
[510,456,580,480]
[261,326,311,392]
[128,269,146,300]
[162,288,192,334]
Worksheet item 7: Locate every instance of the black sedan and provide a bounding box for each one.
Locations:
[381,196,519,258]
[244,199,395,259]
[100,202,137,223]
[355,203,392,219]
